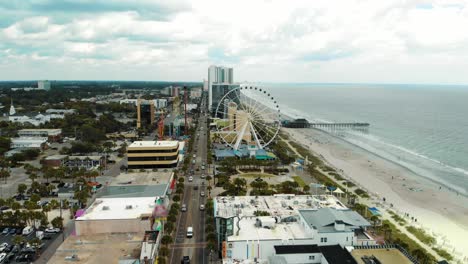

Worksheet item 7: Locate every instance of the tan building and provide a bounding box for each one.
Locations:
[127,141,180,169]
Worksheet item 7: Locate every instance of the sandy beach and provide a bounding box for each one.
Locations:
[284,128,468,260]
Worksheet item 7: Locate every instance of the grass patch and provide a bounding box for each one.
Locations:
[388,210,407,225]
[240,173,276,178]
[382,220,436,263]
[354,188,370,198]
[292,176,306,187]
[432,247,453,261]
[406,226,436,246]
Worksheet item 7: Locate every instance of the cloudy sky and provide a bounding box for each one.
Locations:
[1,0,468,84]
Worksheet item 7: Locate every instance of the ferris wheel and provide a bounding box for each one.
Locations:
[215,85,281,150]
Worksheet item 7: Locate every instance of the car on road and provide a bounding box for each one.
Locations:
[45,227,61,233]
[199,204,205,211]
[200,191,205,197]
[188,176,193,182]
[200,174,205,179]
[181,256,190,264]
[181,204,187,212]
[186,227,193,238]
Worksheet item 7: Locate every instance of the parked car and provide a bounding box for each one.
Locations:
[8,229,15,235]
[188,176,193,182]
[200,191,205,197]
[2,228,9,235]
[201,174,205,179]
[181,204,187,212]
[0,243,8,252]
[22,226,34,236]
[45,227,61,233]
[0,253,7,263]
[199,204,205,211]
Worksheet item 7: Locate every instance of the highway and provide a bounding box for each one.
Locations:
[170,93,209,264]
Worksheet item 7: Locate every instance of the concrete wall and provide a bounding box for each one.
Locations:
[227,239,317,261]
[76,218,150,235]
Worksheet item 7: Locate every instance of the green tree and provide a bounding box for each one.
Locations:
[17,183,28,195]
[159,246,169,257]
[51,216,64,229]
[0,137,11,155]
[161,235,173,246]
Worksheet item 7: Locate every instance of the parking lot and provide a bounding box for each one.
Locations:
[0,227,60,263]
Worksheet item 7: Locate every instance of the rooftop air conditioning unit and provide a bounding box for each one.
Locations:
[102,206,110,210]
[126,205,133,209]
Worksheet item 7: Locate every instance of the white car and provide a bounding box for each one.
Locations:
[0,243,8,252]
[45,227,60,233]
[199,204,205,211]
[181,204,187,212]
[200,191,205,197]
[0,253,7,262]
[188,176,193,182]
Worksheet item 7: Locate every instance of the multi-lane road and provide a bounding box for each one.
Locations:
[170,94,210,264]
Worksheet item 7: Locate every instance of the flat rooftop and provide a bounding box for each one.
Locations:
[351,248,413,264]
[76,197,155,221]
[109,171,173,186]
[48,233,143,264]
[227,218,309,242]
[215,194,347,219]
[128,140,178,148]
[217,195,348,242]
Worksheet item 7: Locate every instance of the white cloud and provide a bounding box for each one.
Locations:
[1,0,468,83]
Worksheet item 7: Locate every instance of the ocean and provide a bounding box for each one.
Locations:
[257,83,468,195]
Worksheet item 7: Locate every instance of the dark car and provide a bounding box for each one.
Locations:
[9,228,16,235]
[181,256,190,264]
[16,254,34,262]
[4,244,14,253]
[15,228,23,235]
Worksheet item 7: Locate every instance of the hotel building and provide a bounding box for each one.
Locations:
[127,141,182,169]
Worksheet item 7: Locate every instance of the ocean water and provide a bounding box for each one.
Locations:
[257,83,468,195]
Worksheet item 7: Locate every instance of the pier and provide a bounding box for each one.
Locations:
[282,119,370,130]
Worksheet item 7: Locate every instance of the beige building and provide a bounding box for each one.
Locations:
[127,141,181,169]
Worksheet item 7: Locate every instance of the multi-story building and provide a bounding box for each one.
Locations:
[127,141,182,169]
[137,99,155,129]
[214,195,373,263]
[18,128,62,142]
[208,65,234,112]
[211,83,240,115]
[38,80,51,90]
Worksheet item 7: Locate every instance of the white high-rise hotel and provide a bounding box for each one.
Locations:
[208,65,234,112]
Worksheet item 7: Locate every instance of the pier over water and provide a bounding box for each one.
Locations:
[282,118,370,130]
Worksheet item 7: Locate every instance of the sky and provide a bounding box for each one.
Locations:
[1,0,468,84]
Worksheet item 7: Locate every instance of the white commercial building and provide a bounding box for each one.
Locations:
[45,109,77,114]
[18,128,62,142]
[10,137,48,149]
[208,65,234,111]
[215,195,372,263]
[120,99,167,109]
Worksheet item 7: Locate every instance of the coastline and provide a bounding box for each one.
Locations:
[283,127,468,260]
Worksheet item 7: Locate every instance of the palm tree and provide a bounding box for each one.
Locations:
[206,175,212,186]
[159,246,169,257]
[370,215,380,229]
[161,235,173,246]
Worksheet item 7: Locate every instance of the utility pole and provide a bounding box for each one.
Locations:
[184,86,188,136]
[60,199,65,242]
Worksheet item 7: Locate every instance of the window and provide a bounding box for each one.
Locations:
[309,256,315,260]
[320,237,327,243]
